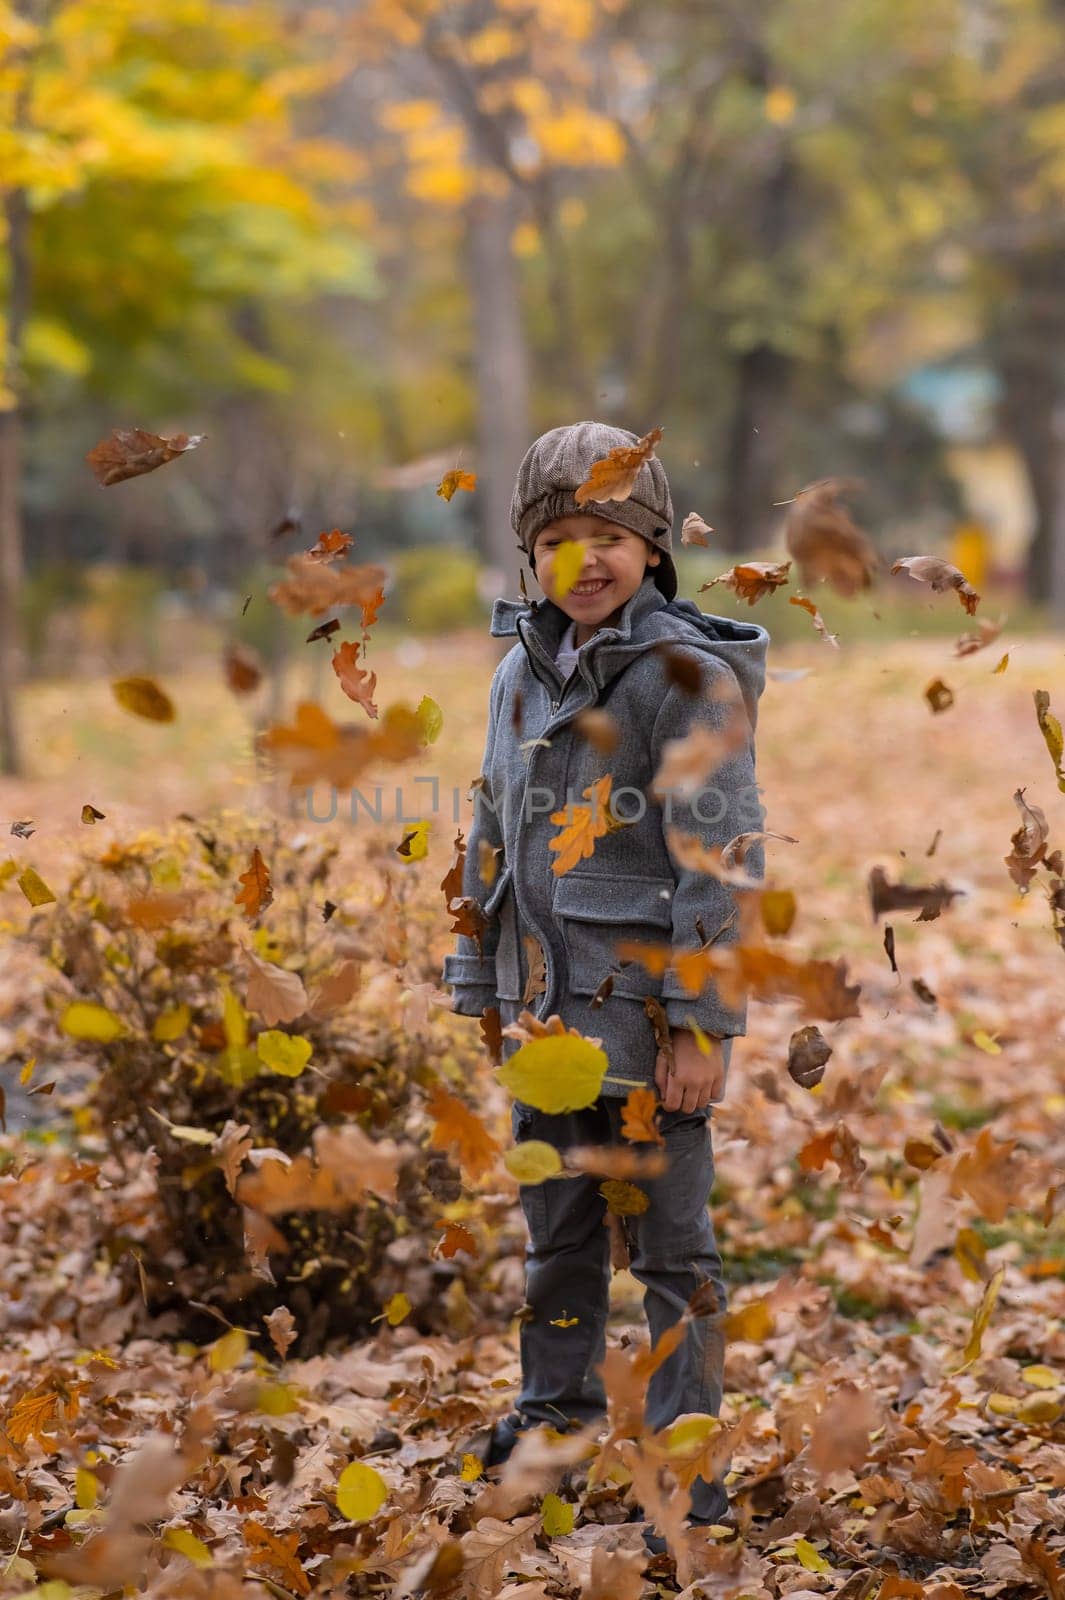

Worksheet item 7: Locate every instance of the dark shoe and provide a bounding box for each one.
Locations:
[460,1410,526,1472]
[637,1509,736,1558]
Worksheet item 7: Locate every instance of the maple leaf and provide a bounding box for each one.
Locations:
[235,846,273,918]
[574,426,663,506]
[436,467,477,500]
[86,427,205,486]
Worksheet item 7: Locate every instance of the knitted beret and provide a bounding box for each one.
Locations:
[510,420,678,602]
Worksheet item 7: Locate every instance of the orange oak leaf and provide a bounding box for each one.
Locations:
[574,426,663,506]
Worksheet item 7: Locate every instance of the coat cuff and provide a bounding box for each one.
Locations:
[663,989,746,1039]
[442,952,497,1017]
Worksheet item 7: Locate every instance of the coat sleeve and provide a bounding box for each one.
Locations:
[648,656,765,1038]
[441,662,507,1016]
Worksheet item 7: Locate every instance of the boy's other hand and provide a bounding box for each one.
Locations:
[655,1026,725,1113]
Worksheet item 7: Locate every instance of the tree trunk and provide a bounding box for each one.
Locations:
[0,187,31,776]
[721,342,794,553]
[991,248,1065,613]
[466,190,531,615]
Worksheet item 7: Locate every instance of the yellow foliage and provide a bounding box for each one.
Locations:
[496,1032,607,1113]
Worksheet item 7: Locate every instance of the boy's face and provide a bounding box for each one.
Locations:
[531,515,660,637]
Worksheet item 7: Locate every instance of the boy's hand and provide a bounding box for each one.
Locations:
[655,1026,726,1113]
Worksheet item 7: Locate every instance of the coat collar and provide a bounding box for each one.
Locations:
[490,577,669,694]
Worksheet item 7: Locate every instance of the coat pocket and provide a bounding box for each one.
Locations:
[485,865,522,1002]
[553,872,675,1000]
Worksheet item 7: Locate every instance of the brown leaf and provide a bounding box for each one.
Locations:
[789,592,840,647]
[264,1305,298,1361]
[235,846,273,919]
[868,864,964,923]
[785,477,879,596]
[700,559,792,604]
[111,675,175,722]
[426,1082,500,1181]
[268,552,386,622]
[331,639,379,717]
[892,554,980,613]
[681,510,713,546]
[243,948,307,1026]
[223,641,264,695]
[574,426,663,506]
[307,528,353,563]
[788,1025,832,1088]
[86,427,204,486]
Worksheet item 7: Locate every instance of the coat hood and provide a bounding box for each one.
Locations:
[489,577,770,731]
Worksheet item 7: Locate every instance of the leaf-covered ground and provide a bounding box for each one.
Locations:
[2,623,1065,1599]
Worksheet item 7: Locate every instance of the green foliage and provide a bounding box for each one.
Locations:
[27,817,462,1353]
[16,562,89,673]
[389,545,486,633]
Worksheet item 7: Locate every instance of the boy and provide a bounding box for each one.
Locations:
[442,421,769,1543]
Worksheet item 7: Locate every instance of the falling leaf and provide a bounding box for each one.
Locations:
[223,641,264,695]
[892,555,980,614]
[396,819,430,861]
[306,617,341,643]
[437,468,477,501]
[427,1082,501,1180]
[17,865,56,907]
[60,1001,126,1042]
[268,552,386,623]
[235,847,273,918]
[574,426,663,506]
[256,1030,313,1077]
[504,1140,563,1184]
[620,1087,663,1146]
[599,1178,649,1216]
[243,949,308,1026]
[208,1327,248,1372]
[784,478,879,597]
[10,818,34,838]
[681,511,714,546]
[332,640,379,716]
[307,528,353,562]
[789,593,840,647]
[947,1265,1005,1372]
[111,675,176,722]
[701,560,792,604]
[925,678,954,713]
[552,539,586,598]
[86,426,204,486]
[549,774,616,875]
[496,1031,608,1113]
[434,1220,477,1259]
[81,804,105,824]
[1035,690,1065,793]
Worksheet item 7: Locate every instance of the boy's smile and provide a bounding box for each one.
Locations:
[531,514,661,645]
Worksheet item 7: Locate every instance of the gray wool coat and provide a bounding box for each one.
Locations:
[441,575,770,1098]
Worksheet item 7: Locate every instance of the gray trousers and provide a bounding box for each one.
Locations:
[510,1095,729,1523]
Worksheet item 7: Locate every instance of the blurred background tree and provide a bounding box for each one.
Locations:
[2,0,1063,771]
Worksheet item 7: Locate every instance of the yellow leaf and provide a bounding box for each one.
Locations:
[153,1005,190,1042]
[59,1001,126,1042]
[254,1382,302,1416]
[550,1312,580,1327]
[504,1140,562,1184]
[599,1179,649,1216]
[382,1292,410,1326]
[257,1030,313,1077]
[665,1415,721,1455]
[111,675,176,722]
[221,981,248,1050]
[954,1226,987,1282]
[948,1264,1005,1372]
[541,1493,574,1536]
[724,1299,775,1342]
[208,1328,248,1373]
[0,858,17,888]
[18,866,56,907]
[436,468,477,501]
[496,1033,607,1113]
[74,1467,98,1509]
[1017,1392,1063,1424]
[460,1454,484,1481]
[396,820,430,862]
[553,540,585,599]
[336,1460,388,1522]
[970,1029,1002,1055]
[795,1537,831,1573]
[162,1528,213,1567]
[417,695,443,744]
[19,1056,35,1085]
